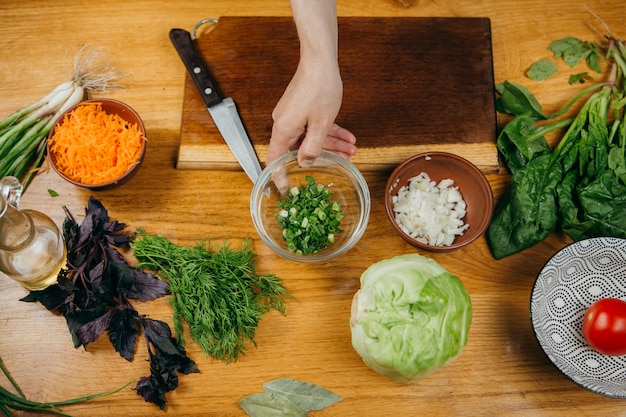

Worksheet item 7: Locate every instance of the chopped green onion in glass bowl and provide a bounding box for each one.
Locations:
[250,150,370,264]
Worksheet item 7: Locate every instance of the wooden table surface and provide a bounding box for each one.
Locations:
[1,1,624,416]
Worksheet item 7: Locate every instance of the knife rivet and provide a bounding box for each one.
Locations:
[193,66,201,74]
[204,88,213,95]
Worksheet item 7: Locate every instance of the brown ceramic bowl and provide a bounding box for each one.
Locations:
[47,99,147,191]
[385,152,494,252]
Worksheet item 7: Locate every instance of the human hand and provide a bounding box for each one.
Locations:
[266,58,357,168]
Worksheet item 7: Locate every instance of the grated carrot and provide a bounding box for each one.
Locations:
[48,102,144,185]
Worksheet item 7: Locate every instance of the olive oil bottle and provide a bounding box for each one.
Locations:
[0,177,66,290]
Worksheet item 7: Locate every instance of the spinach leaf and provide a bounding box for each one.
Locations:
[527,60,558,81]
[488,34,626,259]
[487,154,562,259]
[488,87,615,259]
[558,113,626,241]
[495,81,546,119]
[569,72,589,85]
[548,37,599,69]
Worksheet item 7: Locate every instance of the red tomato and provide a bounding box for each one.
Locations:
[582,298,626,356]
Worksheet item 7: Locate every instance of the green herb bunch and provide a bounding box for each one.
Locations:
[131,232,291,363]
[276,176,344,255]
[487,24,626,259]
[21,197,198,410]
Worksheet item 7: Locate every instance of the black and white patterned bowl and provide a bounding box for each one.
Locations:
[530,237,626,398]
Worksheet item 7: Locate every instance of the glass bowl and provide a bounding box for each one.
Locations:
[250,150,370,263]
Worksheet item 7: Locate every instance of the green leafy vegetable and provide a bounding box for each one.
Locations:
[276,175,344,255]
[350,254,472,382]
[47,189,59,197]
[568,72,589,85]
[131,231,291,363]
[548,37,602,71]
[239,379,342,417]
[495,81,546,120]
[487,31,626,259]
[0,354,130,416]
[527,59,558,81]
[20,197,198,410]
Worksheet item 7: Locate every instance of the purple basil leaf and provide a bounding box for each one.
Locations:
[109,305,140,361]
[29,197,195,410]
[20,283,69,311]
[76,308,114,346]
[88,259,106,289]
[106,233,131,247]
[163,350,199,375]
[56,274,78,292]
[105,245,126,265]
[108,258,136,291]
[76,213,95,248]
[150,351,182,391]
[140,318,182,356]
[103,246,167,301]
[123,269,168,301]
[65,311,98,348]
[104,219,127,234]
[141,318,199,374]
[62,216,79,249]
[87,196,108,221]
[136,374,169,410]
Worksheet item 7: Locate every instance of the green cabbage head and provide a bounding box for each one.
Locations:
[350,254,472,382]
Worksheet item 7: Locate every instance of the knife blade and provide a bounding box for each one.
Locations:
[169,27,262,183]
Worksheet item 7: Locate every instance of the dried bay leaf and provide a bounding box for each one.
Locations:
[262,378,342,412]
[239,392,307,417]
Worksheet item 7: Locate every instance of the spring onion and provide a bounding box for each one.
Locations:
[276,175,344,255]
[0,354,130,416]
[0,45,127,189]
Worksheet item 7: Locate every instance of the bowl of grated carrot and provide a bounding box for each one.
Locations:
[47,98,147,190]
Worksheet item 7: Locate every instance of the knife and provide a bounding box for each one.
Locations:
[169,27,262,183]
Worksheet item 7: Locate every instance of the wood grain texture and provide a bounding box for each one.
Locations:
[177,16,500,172]
[0,1,624,416]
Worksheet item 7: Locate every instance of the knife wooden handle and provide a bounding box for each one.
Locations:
[169,28,222,107]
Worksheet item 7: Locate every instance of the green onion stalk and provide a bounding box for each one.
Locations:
[0,355,130,416]
[0,45,127,190]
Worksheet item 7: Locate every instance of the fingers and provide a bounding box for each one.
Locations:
[266,116,305,165]
[296,123,330,167]
[268,119,359,168]
[328,123,357,145]
[297,123,358,167]
[325,123,357,158]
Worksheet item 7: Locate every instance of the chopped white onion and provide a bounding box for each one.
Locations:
[392,172,469,246]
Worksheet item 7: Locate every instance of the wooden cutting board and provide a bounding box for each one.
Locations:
[176,16,500,173]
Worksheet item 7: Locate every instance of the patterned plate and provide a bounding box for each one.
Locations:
[530,237,626,398]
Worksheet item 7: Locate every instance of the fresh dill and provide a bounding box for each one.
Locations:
[131,231,291,363]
